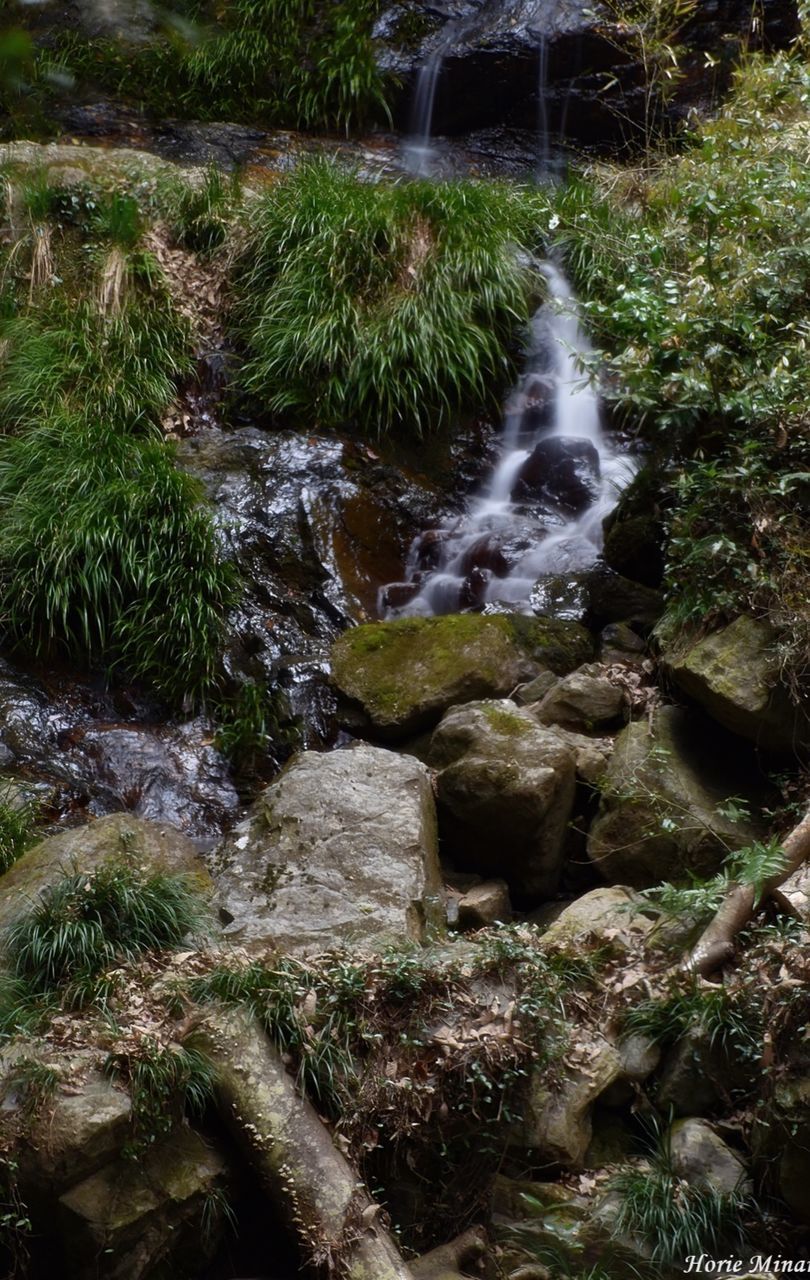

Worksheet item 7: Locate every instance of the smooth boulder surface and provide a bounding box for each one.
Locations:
[0,813,208,936]
[428,699,576,903]
[669,1118,751,1195]
[210,742,444,953]
[533,663,627,731]
[664,614,808,753]
[587,706,762,887]
[331,613,592,741]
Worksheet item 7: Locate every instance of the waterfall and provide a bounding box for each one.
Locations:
[380,264,636,618]
[537,33,550,176]
[403,43,447,177]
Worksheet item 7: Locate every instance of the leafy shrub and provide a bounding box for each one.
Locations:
[550,52,810,679]
[238,162,545,434]
[5,862,205,996]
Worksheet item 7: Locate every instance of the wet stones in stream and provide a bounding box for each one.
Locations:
[0,661,238,844]
[178,423,482,747]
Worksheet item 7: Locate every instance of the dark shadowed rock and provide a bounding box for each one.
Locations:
[514,436,601,515]
[587,706,765,887]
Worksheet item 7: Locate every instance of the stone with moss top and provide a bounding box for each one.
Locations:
[331,613,592,741]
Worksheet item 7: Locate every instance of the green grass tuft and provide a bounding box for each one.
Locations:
[5,862,205,997]
[237,161,545,435]
[105,1038,216,1154]
[0,271,236,700]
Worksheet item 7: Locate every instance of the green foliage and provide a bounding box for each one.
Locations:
[105,1038,216,1154]
[166,165,240,256]
[623,983,761,1059]
[214,681,281,772]
[611,1119,752,1269]
[238,162,544,435]
[640,838,792,928]
[0,285,235,700]
[0,788,38,877]
[4,862,205,999]
[551,54,810,674]
[0,1154,31,1278]
[34,0,389,133]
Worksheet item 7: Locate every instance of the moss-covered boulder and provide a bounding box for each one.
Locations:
[331,613,592,741]
[0,814,209,936]
[428,699,577,904]
[663,615,808,754]
[586,706,762,888]
[58,1127,228,1279]
[5,1050,132,1196]
[210,742,444,953]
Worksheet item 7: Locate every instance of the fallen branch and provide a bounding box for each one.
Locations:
[686,804,810,976]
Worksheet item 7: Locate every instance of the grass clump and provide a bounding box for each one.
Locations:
[237,161,545,435]
[0,788,38,877]
[4,862,205,999]
[611,1120,753,1269]
[105,1038,216,1155]
[21,0,389,134]
[0,251,236,700]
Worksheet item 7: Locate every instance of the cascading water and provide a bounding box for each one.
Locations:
[380,263,635,618]
[402,41,448,177]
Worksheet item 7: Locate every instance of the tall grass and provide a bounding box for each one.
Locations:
[0,274,235,699]
[5,862,205,995]
[47,0,389,132]
[238,162,545,435]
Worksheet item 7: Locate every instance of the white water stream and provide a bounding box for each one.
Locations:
[382,264,635,617]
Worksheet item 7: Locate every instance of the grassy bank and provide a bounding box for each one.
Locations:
[0,173,235,702]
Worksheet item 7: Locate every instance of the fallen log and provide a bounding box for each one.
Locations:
[686,805,810,976]
[193,1007,415,1280]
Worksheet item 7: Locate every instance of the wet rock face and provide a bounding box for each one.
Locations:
[0,662,238,843]
[514,436,601,515]
[178,425,460,748]
[379,0,799,148]
[210,742,445,953]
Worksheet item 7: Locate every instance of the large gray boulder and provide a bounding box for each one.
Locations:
[331,614,592,741]
[428,700,576,903]
[587,706,762,887]
[664,615,808,754]
[211,743,444,953]
[0,814,209,935]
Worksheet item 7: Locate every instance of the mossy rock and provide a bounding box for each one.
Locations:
[0,814,210,936]
[663,614,809,754]
[330,613,592,740]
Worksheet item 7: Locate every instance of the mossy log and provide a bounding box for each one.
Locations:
[194,1008,414,1280]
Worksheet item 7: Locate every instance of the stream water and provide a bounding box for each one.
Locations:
[381,263,635,617]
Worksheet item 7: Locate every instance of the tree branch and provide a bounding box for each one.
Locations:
[685,804,810,976]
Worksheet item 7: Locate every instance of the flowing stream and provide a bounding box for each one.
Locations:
[381,263,635,617]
